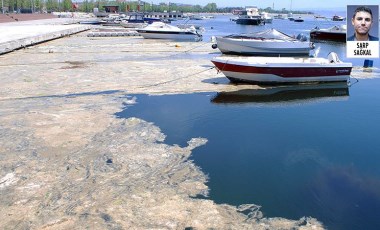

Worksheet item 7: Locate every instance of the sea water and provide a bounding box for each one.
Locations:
[116,14,380,229]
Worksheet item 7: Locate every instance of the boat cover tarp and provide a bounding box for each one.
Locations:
[225,29,297,41]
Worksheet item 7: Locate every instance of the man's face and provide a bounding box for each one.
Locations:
[352,11,373,36]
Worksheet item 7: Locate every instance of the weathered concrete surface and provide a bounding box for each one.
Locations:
[0,18,91,54]
[0,29,324,229]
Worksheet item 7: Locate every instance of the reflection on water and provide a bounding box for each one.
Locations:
[211,83,349,105]
[116,76,380,230]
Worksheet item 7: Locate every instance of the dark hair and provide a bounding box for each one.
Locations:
[353,6,373,19]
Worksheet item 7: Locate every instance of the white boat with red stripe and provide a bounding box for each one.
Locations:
[211,52,352,84]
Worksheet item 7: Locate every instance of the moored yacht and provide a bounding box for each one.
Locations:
[211,52,352,84]
[260,12,273,23]
[332,15,345,21]
[136,22,202,41]
[235,7,263,25]
[213,29,313,56]
[310,25,346,42]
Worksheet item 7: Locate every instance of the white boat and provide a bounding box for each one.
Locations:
[120,13,150,28]
[211,52,352,84]
[287,12,294,21]
[236,7,263,25]
[136,22,202,41]
[294,17,304,22]
[310,25,346,42]
[332,15,345,21]
[120,21,147,28]
[214,29,313,56]
[189,14,213,20]
[260,12,273,23]
[273,14,285,20]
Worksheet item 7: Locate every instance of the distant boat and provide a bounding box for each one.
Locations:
[314,15,327,19]
[120,13,147,28]
[79,19,101,25]
[294,17,304,22]
[287,12,294,21]
[332,15,345,21]
[211,52,352,84]
[99,14,122,26]
[230,17,238,22]
[189,15,213,20]
[136,22,202,41]
[273,14,285,20]
[260,12,273,23]
[236,7,263,25]
[189,14,204,20]
[213,29,313,56]
[310,25,346,42]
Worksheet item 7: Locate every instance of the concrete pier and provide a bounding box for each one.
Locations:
[0,18,91,54]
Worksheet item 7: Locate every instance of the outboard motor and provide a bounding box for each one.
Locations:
[211,36,218,49]
[328,52,340,63]
[310,46,320,57]
[296,33,307,42]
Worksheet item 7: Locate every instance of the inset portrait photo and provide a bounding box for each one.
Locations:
[346,5,379,58]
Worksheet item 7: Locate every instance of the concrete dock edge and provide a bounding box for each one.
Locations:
[0,25,91,55]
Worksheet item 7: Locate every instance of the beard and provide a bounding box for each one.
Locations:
[356,27,370,36]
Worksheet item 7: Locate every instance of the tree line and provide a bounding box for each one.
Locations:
[1,0,224,13]
[1,0,311,14]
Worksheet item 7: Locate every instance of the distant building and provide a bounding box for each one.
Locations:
[103,4,119,13]
[232,9,244,15]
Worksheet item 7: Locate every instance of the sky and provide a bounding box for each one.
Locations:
[146,0,380,10]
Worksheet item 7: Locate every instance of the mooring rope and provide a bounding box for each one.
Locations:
[166,41,214,58]
[138,66,216,88]
[348,77,359,87]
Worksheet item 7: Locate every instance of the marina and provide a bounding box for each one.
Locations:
[1,11,380,230]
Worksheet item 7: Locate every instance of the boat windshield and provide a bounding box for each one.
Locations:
[226,29,297,41]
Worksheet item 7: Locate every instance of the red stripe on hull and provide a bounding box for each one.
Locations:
[212,61,352,78]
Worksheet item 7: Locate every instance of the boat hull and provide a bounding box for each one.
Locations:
[332,16,345,21]
[310,31,346,42]
[216,36,311,56]
[263,18,273,23]
[236,18,262,25]
[79,20,101,25]
[137,30,201,40]
[211,57,352,84]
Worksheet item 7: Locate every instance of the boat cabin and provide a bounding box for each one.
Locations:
[235,6,263,25]
[241,6,260,17]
